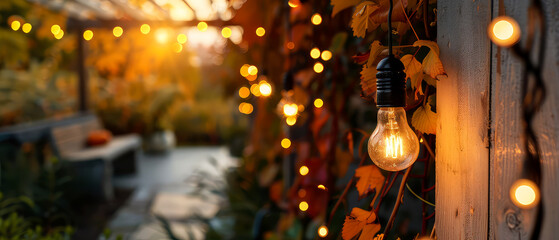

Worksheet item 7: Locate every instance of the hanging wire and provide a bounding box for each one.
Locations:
[508,0,548,239]
[388,0,394,56]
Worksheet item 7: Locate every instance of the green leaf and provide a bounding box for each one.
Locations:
[412,103,438,134]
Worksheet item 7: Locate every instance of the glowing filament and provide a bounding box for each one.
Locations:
[385,135,403,159]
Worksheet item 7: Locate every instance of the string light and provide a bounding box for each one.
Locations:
[221,27,232,38]
[281,138,291,149]
[256,27,265,37]
[314,98,323,108]
[140,24,151,34]
[113,26,123,37]
[311,14,322,25]
[51,25,61,35]
[238,102,254,114]
[487,16,520,47]
[313,62,324,73]
[21,23,32,33]
[83,30,93,41]
[10,20,21,31]
[299,166,309,176]
[299,201,309,211]
[321,50,332,61]
[197,22,208,32]
[259,81,272,97]
[510,179,540,209]
[318,225,328,237]
[177,33,187,44]
[240,64,250,77]
[248,65,258,75]
[286,116,297,126]
[246,74,257,81]
[250,83,262,97]
[54,30,64,39]
[239,87,250,98]
[310,48,321,59]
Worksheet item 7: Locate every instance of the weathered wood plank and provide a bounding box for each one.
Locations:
[490,0,559,239]
[435,0,492,239]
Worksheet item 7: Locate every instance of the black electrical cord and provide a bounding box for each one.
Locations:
[388,0,393,56]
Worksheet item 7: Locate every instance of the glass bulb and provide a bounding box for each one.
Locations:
[368,107,419,171]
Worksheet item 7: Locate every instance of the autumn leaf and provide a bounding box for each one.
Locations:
[360,65,377,101]
[411,103,438,134]
[331,0,361,17]
[351,2,380,38]
[369,0,408,25]
[354,165,385,199]
[367,41,385,68]
[400,54,424,98]
[412,40,446,79]
[343,208,381,240]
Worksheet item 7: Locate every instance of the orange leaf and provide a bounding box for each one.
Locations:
[354,165,385,199]
[412,40,447,79]
[400,54,424,99]
[360,65,377,102]
[369,0,408,25]
[342,208,380,240]
[351,1,380,38]
[367,41,385,68]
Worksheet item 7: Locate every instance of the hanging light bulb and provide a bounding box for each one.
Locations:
[277,71,299,122]
[367,1,419,171]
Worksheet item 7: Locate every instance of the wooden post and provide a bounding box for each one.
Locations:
[437,0,559,238]
[436,0,492,239]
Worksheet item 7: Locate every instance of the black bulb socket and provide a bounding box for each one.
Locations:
[376,55,406,108]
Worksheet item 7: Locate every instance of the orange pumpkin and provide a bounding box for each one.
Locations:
[86,130,112,146]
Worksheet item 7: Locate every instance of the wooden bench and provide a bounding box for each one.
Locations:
[49,115,141,200]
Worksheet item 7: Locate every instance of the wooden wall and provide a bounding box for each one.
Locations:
[436,0,559,239]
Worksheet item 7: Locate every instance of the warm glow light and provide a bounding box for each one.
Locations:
[298,105,305,112]
[240,64,250,77]
[155,28,169,43]
[250,84,262,97]
[286,116,297,126]
[313,62,324,73]
[239,87,250,98]
[310,48,321,59]
[299,166,309,176]
[54,30,64,39]
[299,201,309,211]
[321,50,332,61]
[22,23,32,33]
[221,27,232,38]
[172,42,183,53]
[246,74,257,81]
[51,25,61,35]
[510,179,540,209]
[281,138,291,149]
[286,42,295,50]
[256,27,265,37]
[113,26,123,37]
[311,14,322,25]
[317,184,326,190]
[313,98,323,108]
[83,30,93,41]
[140,24,151,34]
[369,107,420,171]
[318,226,328,237]
[10,20,21,31]
[239,102,254,114]
[197,22,208,32]
[420,138,424,143]
[288,0,299,8]
[248,66,258,75]
[283,104,298,117]
[259,81,272,97]
[177,33,187,44]
[488,16,521,47]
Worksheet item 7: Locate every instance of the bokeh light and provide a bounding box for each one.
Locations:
[313,62,324,73]
[283,104,298,117]
[177,33,187,44]
[239,87,250,98]
[172,42,183,53]
[221,27,232,38]
[299,166,309,176]
[250,83,262,97]
[83,30,93,41]
[318,225,328,237]
[113,26,123,37]
[51,24,61,35]
[197,22,208,32]
[140,24,151,34]
[314,98,323,108]
[281,138,291,149]
[22,23,32,33]
[288,0,299,8]
[510,179,540,209]
[311,14,322,25]
[286,116,297,126]
[248,65,258,75]
[240,64,250,77]
[259,81,272,97]
[286,42,295,50]
[310,48,320,59]
[155,28,170,44]
[321,50,332,61]
[256,27,265,37]
[239,102,254,114]
[488,16,520,47]
[54,30,64,39]
[317,184,326,190]
[10,20,21,31]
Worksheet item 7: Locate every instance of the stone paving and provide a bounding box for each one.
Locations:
[104,146,236,240]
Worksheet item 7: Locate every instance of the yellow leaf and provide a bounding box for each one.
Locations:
[360,65,377,101]
[354,165,385,199]
[331,0,361,17]
[351,1,380,38]
[343,208,380,240]
[412,40,446,79]
[367,41,385,68]
[411,103,438,134]
[400,54,424,98]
